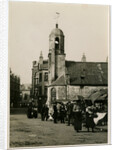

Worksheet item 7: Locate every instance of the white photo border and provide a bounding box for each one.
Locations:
[0,0,116,150]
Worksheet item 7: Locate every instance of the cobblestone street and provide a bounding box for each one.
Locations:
[10,114,108,148]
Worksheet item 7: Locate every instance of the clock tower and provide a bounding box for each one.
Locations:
[48,23,66,84]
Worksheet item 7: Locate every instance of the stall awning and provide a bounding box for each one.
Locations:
[87,89,108,103]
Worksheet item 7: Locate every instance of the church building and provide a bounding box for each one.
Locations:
[31,23,108,108]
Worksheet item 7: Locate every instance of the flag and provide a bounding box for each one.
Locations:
[56,12,60,15]
[54,12,60,19]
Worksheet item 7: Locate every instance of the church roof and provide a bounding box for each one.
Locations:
[51,75,66,86]
[65,61,108,86]
[38,59,108,86]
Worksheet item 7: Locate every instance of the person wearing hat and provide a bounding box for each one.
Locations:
[85,105,95,132]
[53,103,58,123]
[73,101,82,132]
[27,101,33,118]
[66,102,73,126]
[60,104,66,123]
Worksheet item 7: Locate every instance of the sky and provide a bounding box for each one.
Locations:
[9,1,109,84]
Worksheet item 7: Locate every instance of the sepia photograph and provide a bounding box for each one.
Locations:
[9,1,110,148]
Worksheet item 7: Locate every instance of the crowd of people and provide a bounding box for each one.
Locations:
[38,100,107,132]
[27,99,107,132]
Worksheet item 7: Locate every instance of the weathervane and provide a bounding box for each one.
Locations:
[54,12,60,24]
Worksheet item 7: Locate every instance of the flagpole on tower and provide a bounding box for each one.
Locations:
[54,12,60,28]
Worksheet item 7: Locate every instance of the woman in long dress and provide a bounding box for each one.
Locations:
[73,102,82,132]
[85,106,95,132]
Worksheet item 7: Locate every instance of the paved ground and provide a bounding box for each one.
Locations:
[10,114,108,148]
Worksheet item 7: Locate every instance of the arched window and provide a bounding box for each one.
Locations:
[51,88,56,102]
[44,72,48,81]
[55,37,59,50]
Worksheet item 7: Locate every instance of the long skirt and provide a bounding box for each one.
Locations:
[86,113,95,129]
[74,112,82,131]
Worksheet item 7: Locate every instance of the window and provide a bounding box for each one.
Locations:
[55,37,59,49]
[39,86,42,96]
[44,72,48,81]
[39,73,42,82]
[34,78,36,85]
[24,94,28,100]
[44,86,47,95]
[51,88,56,102]
[35,78,38,85]
[34,88,38,97]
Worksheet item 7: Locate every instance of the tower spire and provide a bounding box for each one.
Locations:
[81,53,86,62]
[39,51,43,64]
[40,51,43,57]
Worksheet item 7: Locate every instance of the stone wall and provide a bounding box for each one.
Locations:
[55,55,65,78]
[57,86,66,100]
[47,85,107,106]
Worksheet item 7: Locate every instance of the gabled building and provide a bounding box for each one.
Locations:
[32,23,108,108]
[47,24,108,107]
[31,52,48,109]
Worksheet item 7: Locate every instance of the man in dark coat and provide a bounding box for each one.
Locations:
[60,104,66,123]
[53,104,58,123]
[33,103,38,118]
[67,102,73,126]
[41,104,46,121]
[45,104,49,121]
[27,102,33,118]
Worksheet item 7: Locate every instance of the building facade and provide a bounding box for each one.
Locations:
[32,23,108,108]
[10,69,20,107]
[31,52,48,111]
[20,84,31,107]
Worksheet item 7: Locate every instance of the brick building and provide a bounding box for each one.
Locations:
[31,52,48,110]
